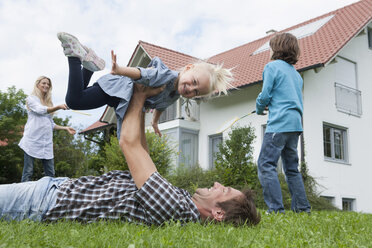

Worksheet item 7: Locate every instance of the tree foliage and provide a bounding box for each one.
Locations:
[0,87,27,183]
[92,130,174,177]
[214,125,258,188]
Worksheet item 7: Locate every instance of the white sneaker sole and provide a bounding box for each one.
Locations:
[57,32,105,71]
[83,48,105,71]
[57,32,87,61]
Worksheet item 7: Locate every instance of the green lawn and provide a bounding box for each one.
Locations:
[1,211,371,248]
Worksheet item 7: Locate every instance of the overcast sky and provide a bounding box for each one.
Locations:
[0,0,359,130]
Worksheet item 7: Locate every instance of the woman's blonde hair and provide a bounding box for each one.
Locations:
[31,76,53,107]
[192,62,234,98]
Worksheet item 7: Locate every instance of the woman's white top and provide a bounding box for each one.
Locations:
[18,95,55,159]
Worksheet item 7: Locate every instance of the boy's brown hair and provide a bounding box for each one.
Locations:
[269,33,300,65]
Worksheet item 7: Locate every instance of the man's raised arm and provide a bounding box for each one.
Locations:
[119,85,164,189]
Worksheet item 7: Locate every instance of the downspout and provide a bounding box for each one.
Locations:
[300,72,305,163]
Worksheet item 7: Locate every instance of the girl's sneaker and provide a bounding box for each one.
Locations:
[83,47,106,72]
[57,32,105,71]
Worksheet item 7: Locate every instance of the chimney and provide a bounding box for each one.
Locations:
[266,29,277,35]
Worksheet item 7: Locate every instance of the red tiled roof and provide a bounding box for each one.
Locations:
[208,0,372,88]
[79,120,112,134]
[137,41,201,70]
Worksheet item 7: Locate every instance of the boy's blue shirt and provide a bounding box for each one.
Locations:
[256,59,303,133]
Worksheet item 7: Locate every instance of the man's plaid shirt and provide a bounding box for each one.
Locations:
[43,170,200,225]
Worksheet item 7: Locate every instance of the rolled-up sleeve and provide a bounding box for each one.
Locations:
[134,172,199,224]
[27,96,48,115]
[50,118,56,129]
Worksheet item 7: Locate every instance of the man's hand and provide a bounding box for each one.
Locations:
[133,84,165,98]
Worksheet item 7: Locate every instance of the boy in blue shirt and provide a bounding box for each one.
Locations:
[256,33,311,214]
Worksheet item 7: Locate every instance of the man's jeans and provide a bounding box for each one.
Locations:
[21,152,55,182]
[258,132,311,213]
[0,177,68,221]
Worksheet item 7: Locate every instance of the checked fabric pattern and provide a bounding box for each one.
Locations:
[43,171,200,225]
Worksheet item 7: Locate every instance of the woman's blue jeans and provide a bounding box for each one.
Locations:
[21,152,55,182]
[258,132,311,213]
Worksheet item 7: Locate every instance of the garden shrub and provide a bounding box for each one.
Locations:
[96,131,174,177]
[214,125,258,189]
[166,164,221,194]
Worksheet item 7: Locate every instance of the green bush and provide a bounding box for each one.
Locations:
[93,131,174,177]
[214,125,258,189]
[167,164,221,194]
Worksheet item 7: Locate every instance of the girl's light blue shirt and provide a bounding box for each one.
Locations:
[97,57,180,137]
[256,60,303,133]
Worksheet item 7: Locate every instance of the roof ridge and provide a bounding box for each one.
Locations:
[138,40,201,60]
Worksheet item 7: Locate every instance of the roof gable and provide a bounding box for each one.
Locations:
[137,41,201,70]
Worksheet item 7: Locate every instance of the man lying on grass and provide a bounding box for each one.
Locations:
[0,84,260,226]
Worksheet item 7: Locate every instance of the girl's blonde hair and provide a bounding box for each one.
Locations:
[31,76,53,107]
[193,62,234,98]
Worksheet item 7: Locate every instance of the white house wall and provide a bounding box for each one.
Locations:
[302,30,372,212]
[198,84,269,169]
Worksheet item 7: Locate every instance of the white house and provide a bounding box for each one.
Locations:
[81,0,372,213]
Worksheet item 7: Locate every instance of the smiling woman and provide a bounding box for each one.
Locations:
[18,76,76,182]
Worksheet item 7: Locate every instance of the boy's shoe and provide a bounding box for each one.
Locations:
[57,32,105,71]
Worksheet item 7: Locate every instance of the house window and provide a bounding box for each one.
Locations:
[368,28,372,49]
[209,134,222,169]
[335,56,357,89]
[320,196,335,206]
[342,198,355,211]
[334,56,362,116]
[159,102,177,123]
[323,123,348,162]
[179,129,198,168]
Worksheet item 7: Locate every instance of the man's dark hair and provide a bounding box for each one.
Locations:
[217,188,261,226]
[270,33,300,65]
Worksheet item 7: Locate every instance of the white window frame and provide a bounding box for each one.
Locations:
[179,128,199,168]
[209,133,223,169]
[320,196,335,206]
[342,198,355,211]
[159,102,177,123]
[368,27,372,49]
[334,56,362,117]
[323,123,349,164]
